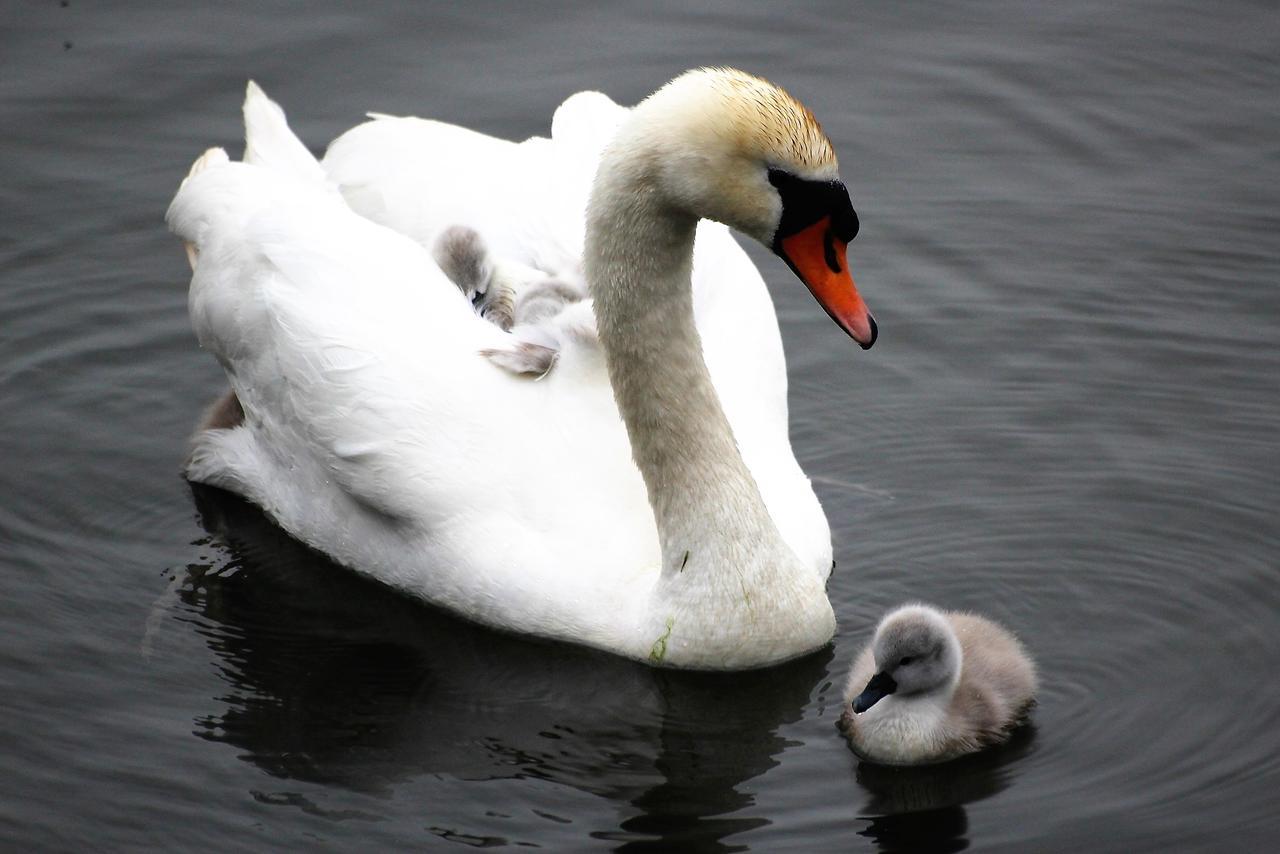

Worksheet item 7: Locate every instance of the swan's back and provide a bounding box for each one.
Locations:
[323,92,621,276]
[320,87,831,576]
[170,78,837,661]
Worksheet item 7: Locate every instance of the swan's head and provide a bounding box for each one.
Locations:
[623,67,875,348]
[853,604,962,713]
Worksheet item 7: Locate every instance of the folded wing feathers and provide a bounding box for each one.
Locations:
[177,82,612,390]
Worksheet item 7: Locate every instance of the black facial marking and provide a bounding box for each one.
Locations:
[768,167,859,253]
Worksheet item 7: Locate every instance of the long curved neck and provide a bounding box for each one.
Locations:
[585,148,796,583]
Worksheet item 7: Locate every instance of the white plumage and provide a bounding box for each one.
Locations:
[170,69,865,668]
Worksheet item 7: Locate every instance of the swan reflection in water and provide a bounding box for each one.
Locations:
[178,484,830,850]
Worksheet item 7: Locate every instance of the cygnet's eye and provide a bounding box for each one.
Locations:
[899,656,915,667]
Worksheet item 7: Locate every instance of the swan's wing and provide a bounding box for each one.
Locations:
[170,157,659,596]
[322,116,554,269]
[324,88,627,263]
[172,161,494,508]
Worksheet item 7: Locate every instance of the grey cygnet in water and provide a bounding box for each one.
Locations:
[838,603,1036,765]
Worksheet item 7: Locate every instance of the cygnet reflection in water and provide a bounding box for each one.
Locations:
[851,725,1038,854]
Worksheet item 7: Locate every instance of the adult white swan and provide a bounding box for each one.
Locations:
[169,68,876,669]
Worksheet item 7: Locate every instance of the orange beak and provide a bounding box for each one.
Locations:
[777,216,877,349]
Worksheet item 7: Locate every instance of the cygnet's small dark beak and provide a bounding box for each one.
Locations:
[853,670,898,713]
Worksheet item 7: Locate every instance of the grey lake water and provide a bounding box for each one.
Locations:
[2,1,1278,851]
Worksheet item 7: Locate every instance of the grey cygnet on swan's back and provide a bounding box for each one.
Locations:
[838,603,1037,765]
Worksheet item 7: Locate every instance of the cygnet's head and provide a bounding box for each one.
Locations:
[602,67,875,348]
[853,604,963,713]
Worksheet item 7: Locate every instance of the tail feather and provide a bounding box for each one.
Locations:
[242,80,331,190]
[168,83,341,259]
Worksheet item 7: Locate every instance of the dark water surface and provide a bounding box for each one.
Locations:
[3,1,1278,850]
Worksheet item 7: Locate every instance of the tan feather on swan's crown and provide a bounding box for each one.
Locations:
[649,67,838,173]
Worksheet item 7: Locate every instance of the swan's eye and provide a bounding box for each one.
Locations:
[899,656,914,667]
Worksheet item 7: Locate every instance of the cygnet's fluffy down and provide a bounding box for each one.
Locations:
[838,603,1036,765]
[431,225,594,376]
